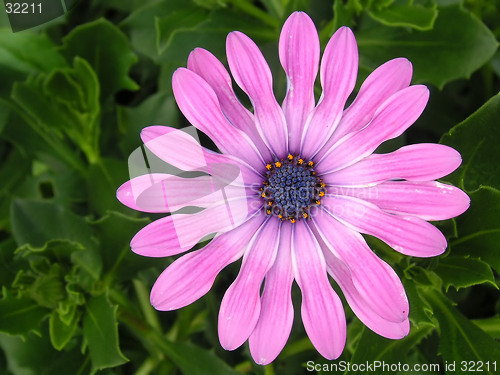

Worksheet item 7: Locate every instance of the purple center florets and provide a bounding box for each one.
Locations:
[260,155,326,222]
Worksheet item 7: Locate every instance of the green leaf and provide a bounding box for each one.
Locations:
[0,330,91,375]
[350,323,433,364]
[117,91,179,154]
[0,287,48,337]
[1,101,88,176]
[12,57,101,164]
[60,18,139,100]
[440,92,500,192]
[83,294,128,373]
[20,263,67,309]
[152,338,241,375]
[402,278,435,327]
[357,5,498,88]
[87,157,130,216]
[435,256,497,291]
[0,29,66,96]
[10,199,95,250]
[472,316,500,340]
[156,6,208,56]
[90,211,151,279]
[426,291,500,374]
[49,308,80,351]
[123,1,273,65]
[368,4,438,31]
[449,187,500,274]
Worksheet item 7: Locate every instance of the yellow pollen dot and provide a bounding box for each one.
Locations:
[319,191,325,197]
[298,159,303,165]
[261,192,266,198]
[266,164,272,170]
[316,200,321,205]
[278,214,283,219]
[275,161,282,168]
[290,218,296,224]
[308,161,314,167]
[320,182,326,187]
[287,154,293,160]
[266,209,271,214]
[268,201,272,206]
[303,213,308,219]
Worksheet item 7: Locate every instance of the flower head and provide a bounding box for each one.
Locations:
[117,11,469,364]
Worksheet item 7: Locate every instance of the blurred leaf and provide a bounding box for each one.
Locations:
[117,91,178,154]
[60,18,139,100]
[153,338,241,375]
[357,5,498,88]
[87,157,130,216]
[156,6,208,55]
[0,98,9,133]
[368,3,438,31]
[157,8,275,63]
[10,199,95,250]
[15,167,87,207]
[0,146,30,229]
[0,104,87,176]
[123,1,273,64]
[350,323,433,364]
[90,211,151,279]
[440,92,500,192]
[435,256,496,291]
[12,57,101,164]
[0,330,90,375]
[0,29,66,96]
[472,316,500,339]
[0,287,47,337]
[83,294,128,373]
[49,308,80,351]
[449,186,500,274]
[426,291,500,374]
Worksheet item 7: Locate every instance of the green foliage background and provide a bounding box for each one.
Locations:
[0,0,499,374]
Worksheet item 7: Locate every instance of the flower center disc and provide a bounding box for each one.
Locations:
[261,155,326,222]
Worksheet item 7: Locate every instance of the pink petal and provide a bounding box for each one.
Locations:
[117,173,170,213]
[172,68,263,167]
[219,218,281,350]
[322,195,447,257]
[311,214,408,323]
[131,197,258,257]
[249,221,294,365]
[279,11,320,154]
[317,85,430,174]
[316,58,412,160]
[226,31,288,156]
[322,247,410,339]
[187,48,272,161]
[151,215,265,310]
[300,27,358,159]
[323,143,462,186]
[291,221,346,360]
[117,174,247,213]
[140,126,262,187]
[332,181,470,221]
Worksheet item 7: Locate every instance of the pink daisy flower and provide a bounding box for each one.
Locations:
[117,11,470,365]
